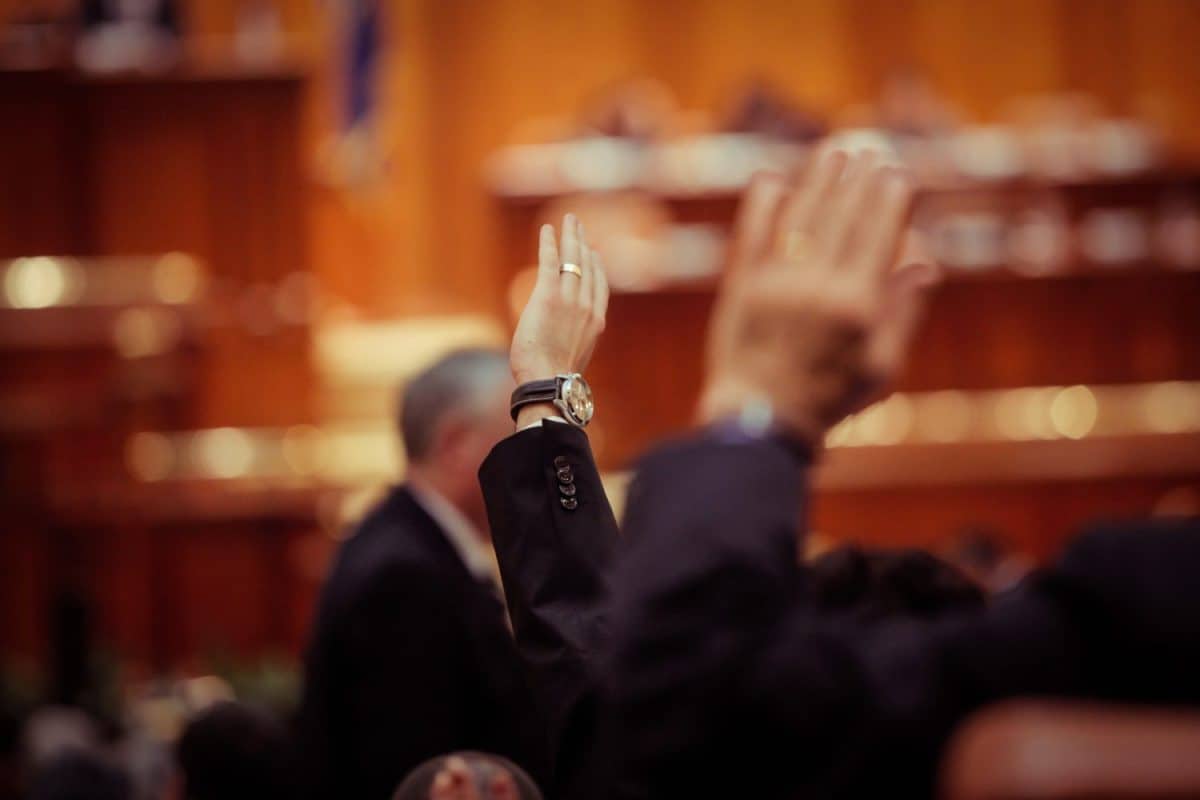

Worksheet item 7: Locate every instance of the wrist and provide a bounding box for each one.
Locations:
[698,380,824,448]
[515,402,560,430]
[512,362,564,385]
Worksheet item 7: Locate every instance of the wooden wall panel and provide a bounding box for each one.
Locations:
[0,71,82,258]
[81,85,211,257]
[167,525,287,666]
[0,523,51,665]
[6,1,1200,313]
[78,76,314,427]
[81,524,157,669]
[329,0,1200,317]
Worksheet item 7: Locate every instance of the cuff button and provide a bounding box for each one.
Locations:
[553,456,570,469]
[560,496,578,511]
[557,467,574,484]
[558,482,577,497]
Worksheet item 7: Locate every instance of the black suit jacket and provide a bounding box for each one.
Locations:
[606,433,1200,798]
[295,486,547,800]
[478,422,618,799]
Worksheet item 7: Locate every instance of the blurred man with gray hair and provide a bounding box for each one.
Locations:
[295,348,542,800]
[297,214,610,800]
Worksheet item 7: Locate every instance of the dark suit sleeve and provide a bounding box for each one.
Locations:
[340,562,477,799]
[606,433,812,799]
[478,422,618,796]
[609,431,1200,798]
[607,432,1091,798]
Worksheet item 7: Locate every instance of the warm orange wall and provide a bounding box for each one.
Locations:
[10,0,1200,318]
[399,0,1200,320]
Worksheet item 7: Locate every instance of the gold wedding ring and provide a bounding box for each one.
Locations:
[560,262,583,278]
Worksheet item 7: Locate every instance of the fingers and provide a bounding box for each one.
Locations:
[774,148,849,256]
[535,223,559,295]
[559,213,582,302]
[726,171,787,279]
[895,228,938,279]
[851,168,916,280]
[814,150,880,266]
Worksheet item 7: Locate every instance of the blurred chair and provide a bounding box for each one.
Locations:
[941,701,1200,799]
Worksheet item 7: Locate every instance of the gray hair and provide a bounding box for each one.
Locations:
[399,348,510,463]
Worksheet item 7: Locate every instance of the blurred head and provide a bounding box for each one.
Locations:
[20,706,130,800]
[808,546,985,623]
[392,752,541,800]
[945,526,1032,593]
[175,702,291,800]
[399,349,514,528]
[21,707,127,800]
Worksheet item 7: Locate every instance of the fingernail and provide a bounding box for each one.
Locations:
[564,213,576,227]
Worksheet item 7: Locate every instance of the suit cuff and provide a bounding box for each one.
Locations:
[518,415,569,432]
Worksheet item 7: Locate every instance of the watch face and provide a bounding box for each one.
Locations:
[560,375,594,426]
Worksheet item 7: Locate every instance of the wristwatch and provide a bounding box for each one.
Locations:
[510,373,594,427]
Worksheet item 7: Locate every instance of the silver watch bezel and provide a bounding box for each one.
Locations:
[554,373,594,428]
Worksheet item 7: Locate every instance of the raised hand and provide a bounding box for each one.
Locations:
[700,149,937,445]
[509,213,609,386]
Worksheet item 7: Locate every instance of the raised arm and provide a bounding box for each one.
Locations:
[479,214,617,797]
[607,150,937,799]
[607,150,1200,800]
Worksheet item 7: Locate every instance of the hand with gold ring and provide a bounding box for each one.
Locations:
[509,213,609,424]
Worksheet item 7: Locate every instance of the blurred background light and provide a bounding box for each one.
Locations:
[111,307,183,359]
[194,427,256,479]
[1142,382,1200,434]
[916,390,972,443]
[125,431,175,482]
[1050,385,1099,440]
[152,251,204,304]
[4,256,79,308]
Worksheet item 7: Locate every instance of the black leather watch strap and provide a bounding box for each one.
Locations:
[510,378,558,421]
